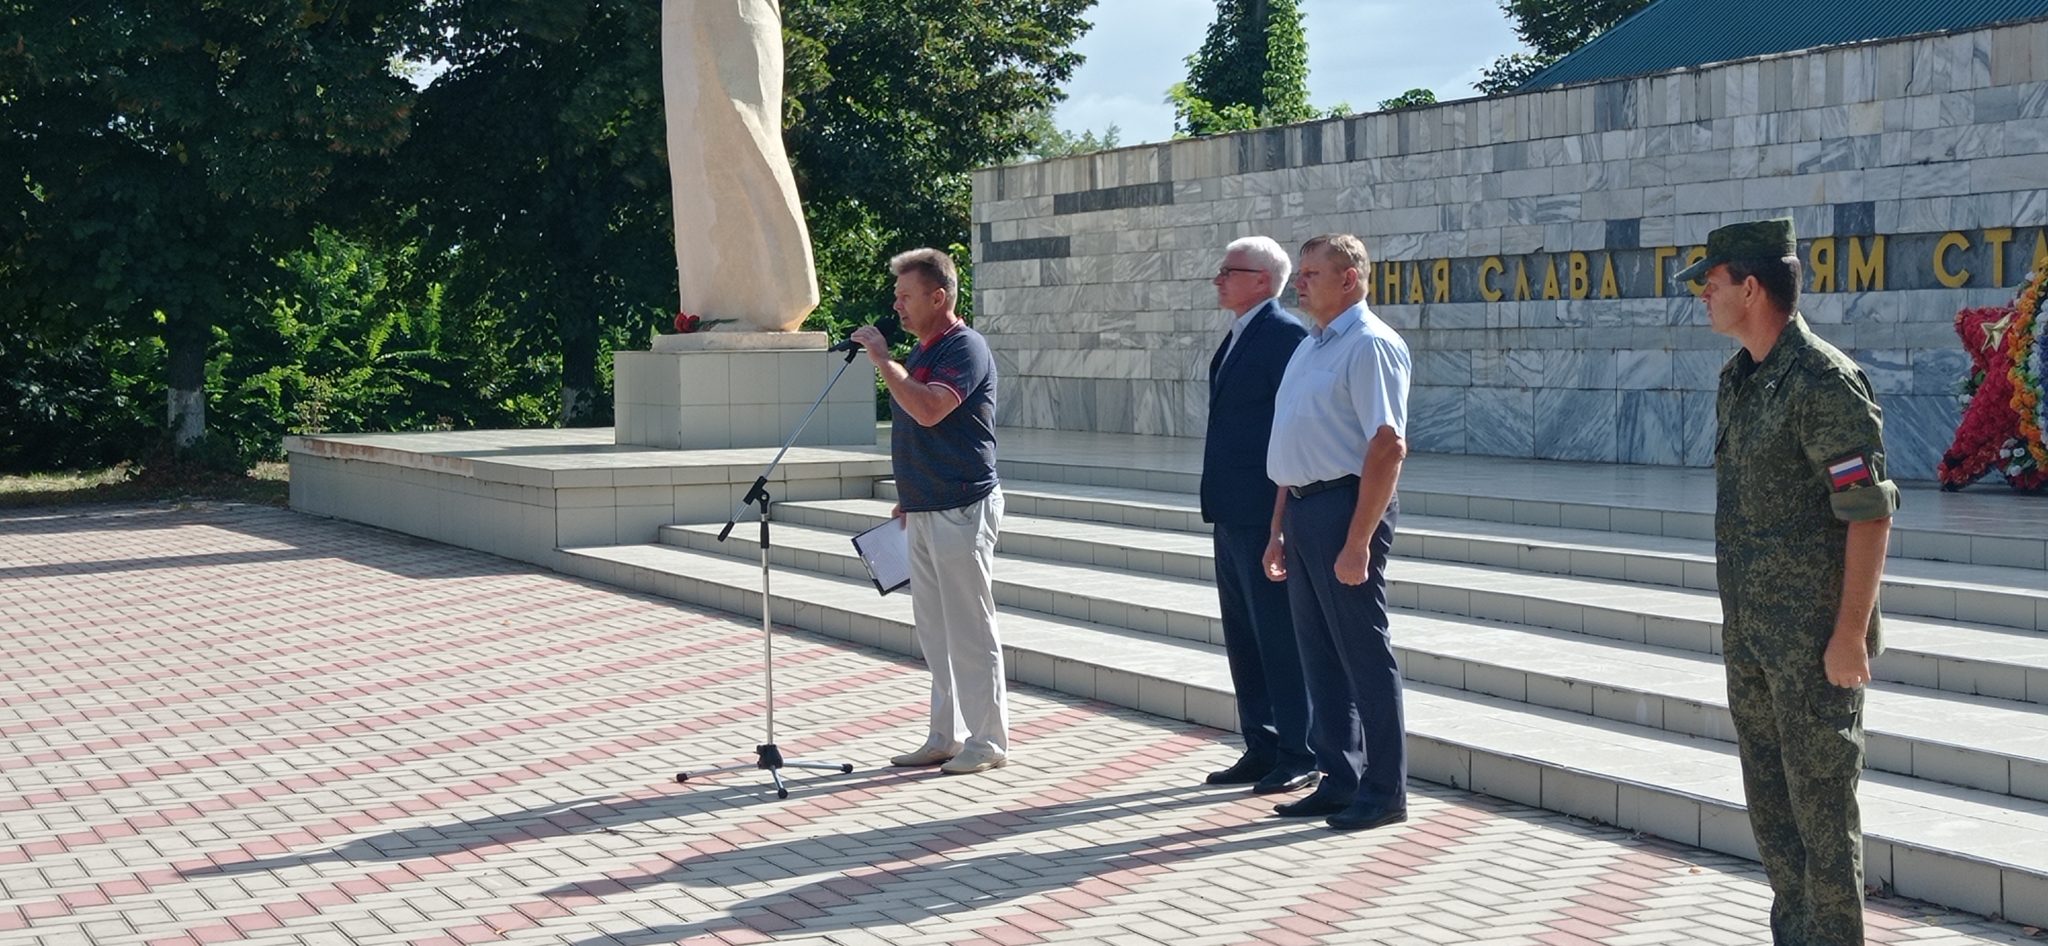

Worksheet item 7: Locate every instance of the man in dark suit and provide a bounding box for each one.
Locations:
[1201,236,1318,795]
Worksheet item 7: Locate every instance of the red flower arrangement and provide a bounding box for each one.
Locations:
[2010,269,2047,475]
[673,311,702,334]
[1938,269,2048,493]
[1938,306,2020,489]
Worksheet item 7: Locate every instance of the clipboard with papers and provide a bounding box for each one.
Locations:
[850,516,912,595]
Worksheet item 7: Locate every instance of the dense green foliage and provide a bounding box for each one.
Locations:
[1171,0,1312,136]
[0,0,428,458]
[1477,0,1652,94]
[1015,106,1122,160]
[785,0,1091,339]
[1476,53,1556,96]
[1376,88,1438,111]
[0,1,1092,472]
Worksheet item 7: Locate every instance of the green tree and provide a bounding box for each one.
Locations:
[1015,106,1122,160]
[393,1,1093,425]
[0,1,426,454]
[783,0,1094,339]
[208,226,554,464]
[396,2,673,427]
[1376,88,1437,111]
[1476,52,1556,95]
[1477,0,1651,94]
[1503,0,1651,58]
[1173,0,1312,136]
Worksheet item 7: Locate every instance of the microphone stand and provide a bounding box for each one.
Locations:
[676,343,864,798]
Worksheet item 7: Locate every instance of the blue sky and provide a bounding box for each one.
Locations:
[1053,0,1528,145]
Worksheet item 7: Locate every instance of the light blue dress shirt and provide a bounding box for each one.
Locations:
[1265,302,1412,488]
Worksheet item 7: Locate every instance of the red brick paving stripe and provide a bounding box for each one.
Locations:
[1,576,525,665]
[1537,842,1937,945]
[84,658,926,945]
[9,616,741,805]
[949,792,1517,946]
[0,621,769,846]
[0,560,617,691]
[0,591,661,722]
[403,703,1112,946]
[5,634,874,923]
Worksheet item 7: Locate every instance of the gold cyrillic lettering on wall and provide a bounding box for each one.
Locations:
[1808,237,1836,293]
[1848,236,1886,291]
[1479,257,1504,302]
[1985,228,2015,286]
[1934,231,1971,288]
[1653,246,1678,297]
[1683,247,1707,293]
[1354,226,2047,304]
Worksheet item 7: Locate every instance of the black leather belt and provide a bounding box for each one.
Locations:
[1287,475,1359,499]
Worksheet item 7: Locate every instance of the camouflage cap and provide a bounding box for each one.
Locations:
[1671,217,1797,284]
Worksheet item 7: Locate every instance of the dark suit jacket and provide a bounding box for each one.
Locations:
[1201,299,1308,525]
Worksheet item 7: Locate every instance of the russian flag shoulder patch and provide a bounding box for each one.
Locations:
[1826,451,1874,492]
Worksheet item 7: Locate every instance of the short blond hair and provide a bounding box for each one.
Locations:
[1301,233,1371,279]
[889,247,958,299]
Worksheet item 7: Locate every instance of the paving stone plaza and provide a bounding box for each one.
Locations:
[4,502,2043,946]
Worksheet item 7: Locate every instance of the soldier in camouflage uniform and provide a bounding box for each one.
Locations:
[1678,218,1899,946]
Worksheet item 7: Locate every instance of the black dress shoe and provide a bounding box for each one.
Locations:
[1251,768,1322,795]
[1205,755,1273,786]
[1326,801,1408,831]
[1272,788,1349,817]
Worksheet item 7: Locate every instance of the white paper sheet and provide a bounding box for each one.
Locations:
[850,516,911,595]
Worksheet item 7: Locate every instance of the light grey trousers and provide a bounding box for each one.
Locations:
[905,487,1008,754]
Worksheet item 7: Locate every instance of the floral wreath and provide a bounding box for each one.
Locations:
[1939,267,2048,491]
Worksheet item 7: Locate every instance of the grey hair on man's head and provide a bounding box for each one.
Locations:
[889,247,959,299]
[1225,235,1291,294]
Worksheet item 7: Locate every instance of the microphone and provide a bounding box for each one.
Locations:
[828,337,864,353]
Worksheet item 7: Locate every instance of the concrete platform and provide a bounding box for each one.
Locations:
[286,427,890,566]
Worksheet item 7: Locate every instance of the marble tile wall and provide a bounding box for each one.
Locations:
[969,19,2048,480]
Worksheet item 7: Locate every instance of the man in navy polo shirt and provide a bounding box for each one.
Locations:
[850,248,1008,775]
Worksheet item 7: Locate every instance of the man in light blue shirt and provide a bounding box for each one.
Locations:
[1261,233,1412,832]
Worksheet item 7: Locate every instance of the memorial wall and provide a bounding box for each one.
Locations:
[967,18,2048,480]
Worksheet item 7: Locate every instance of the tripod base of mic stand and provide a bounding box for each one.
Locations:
[676,743,855,799]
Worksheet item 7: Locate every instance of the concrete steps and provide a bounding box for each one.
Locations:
[773,497,2048,706]
[657,514,2048,805]
[557,464,2048,926]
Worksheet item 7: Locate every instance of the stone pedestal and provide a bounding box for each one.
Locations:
[614,331,878,449]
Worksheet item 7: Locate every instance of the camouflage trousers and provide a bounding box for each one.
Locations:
[1726,655,1868,946]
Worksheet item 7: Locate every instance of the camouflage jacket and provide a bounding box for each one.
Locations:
[1714,314,1900,665]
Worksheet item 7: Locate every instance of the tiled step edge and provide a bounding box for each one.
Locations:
[665,520,2048,798]
[686,515,2048,708]
[795,496,2048,634]
[557,542,2048,928]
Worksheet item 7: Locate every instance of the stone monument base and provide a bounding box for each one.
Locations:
[615,331,878,449]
